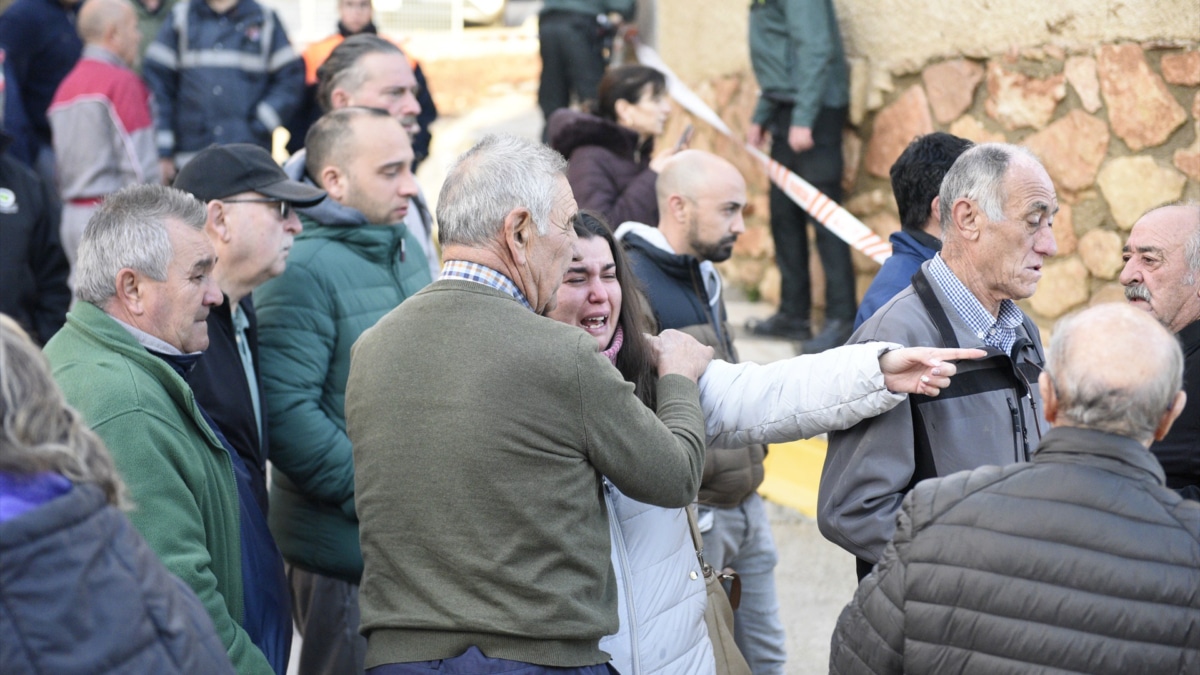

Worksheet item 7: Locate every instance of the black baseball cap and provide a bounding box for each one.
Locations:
[174,143,326,206]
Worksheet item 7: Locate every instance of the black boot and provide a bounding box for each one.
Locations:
[746,313,812,341]
[801,318,853,354]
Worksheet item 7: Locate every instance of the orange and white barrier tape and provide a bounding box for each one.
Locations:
[635,44,892,264]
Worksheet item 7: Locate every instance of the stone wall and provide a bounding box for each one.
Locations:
[650,0,1199,331]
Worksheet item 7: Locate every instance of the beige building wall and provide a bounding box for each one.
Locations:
[649,0,1200,330]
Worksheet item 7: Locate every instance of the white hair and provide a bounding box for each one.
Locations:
[436,134,568,247]
[75,185,207,306]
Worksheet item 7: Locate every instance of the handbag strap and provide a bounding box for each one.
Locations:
[687,505,743,611]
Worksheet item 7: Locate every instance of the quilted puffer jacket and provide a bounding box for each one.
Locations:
[830,426,1200,674]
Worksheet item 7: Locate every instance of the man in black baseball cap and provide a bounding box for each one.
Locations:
[175,142,324,512]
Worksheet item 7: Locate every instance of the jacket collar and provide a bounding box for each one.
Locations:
[1034,426,1166,486]
[615,222,722,307]
[1176,318,1200,356]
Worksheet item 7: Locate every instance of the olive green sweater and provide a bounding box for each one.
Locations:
[346,279,707,668]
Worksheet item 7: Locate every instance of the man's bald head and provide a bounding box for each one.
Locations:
[655,150,740,214]
[1044,303,1184,444]
[656,150,746,262]
[77,0,139,67]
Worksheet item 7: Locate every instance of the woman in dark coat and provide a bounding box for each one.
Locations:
[548,64,679,228]
[0,314,235,675]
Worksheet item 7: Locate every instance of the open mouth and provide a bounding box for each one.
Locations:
[581,314,610,334]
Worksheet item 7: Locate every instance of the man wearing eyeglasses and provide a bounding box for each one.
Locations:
[174,143,326,511]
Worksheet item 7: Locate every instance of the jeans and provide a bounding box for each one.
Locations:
[767,105,856,322]
[288,565,367,675]
[367,646,617,674]
[698,493,786,675]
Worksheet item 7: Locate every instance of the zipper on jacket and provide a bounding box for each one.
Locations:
[604,480,642,674]
[1006,396,1022,464]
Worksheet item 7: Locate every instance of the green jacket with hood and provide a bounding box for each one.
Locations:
[256,152,433,583]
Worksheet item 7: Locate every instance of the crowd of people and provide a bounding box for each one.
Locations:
[1,0,1199,674]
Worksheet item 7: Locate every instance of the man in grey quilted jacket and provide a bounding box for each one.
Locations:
[829,302,1200,674]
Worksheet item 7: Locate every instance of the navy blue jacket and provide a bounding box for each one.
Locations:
[0,480,235,674]
[191,295,270,513]
[854,229,940,329]
[0,0,82,149]
[159,351,291,675]
[143,0,304,157]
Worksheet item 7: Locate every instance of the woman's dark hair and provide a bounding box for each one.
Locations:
[572,211,659,408]
[595,64,667,123]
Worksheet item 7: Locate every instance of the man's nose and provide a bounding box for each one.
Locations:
[204,277,223,306]
[402,91,421,120]
[732,213,746,235]
[398,170,418,198]
[284,211,303,234]
[1034,226,1057,256]
[1118,257,1139,286]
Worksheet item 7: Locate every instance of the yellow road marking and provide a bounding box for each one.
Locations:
[760,438,827,518]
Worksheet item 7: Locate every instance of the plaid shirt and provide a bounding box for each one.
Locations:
[927,254,1024,354]
[440,260,533,312]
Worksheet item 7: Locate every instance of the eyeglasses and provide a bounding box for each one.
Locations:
[223,198,292,220]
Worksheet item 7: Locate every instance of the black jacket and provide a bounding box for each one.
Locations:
[0,146,70,344]
[1153,319,1200,498]
[191,295,270,514]
[622,229,765,507]
[0,482,235,674]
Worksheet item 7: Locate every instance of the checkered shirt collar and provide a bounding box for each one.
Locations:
[928,254,1024,354]
[440,260,533,312]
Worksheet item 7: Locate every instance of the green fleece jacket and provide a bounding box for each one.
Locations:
[749,0,850,129]
[346,279,707,668]
[256,212,431,582]
[43,301,272,675]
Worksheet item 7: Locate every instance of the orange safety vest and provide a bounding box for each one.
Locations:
[301,33,421,86]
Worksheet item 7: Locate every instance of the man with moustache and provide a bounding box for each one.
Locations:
[1121,202,1200,500]
[284,34,439,278]
[255,106,431,675]
[44,185,286,674]
[615,149,788,671]
[819,143,1058,581]
[173,143,326,510]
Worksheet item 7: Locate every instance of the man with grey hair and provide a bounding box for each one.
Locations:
[819,142,1058,580]
[282,34,439,279]
[44,184,289,674]
[830,303,1200,674]
[346,133,713,672]
[255,106,431,675]
[1120,201,1200,499]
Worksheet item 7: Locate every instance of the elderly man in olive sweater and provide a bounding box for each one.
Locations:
[345,134,711,674]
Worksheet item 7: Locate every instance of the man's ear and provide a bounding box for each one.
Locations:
[321,166,346,203]
[113,268,147,316]
[329,88,352,110]
[1038,371,1058,427]
[503,207,534,266]
[206,201,231,242]
[666,194,689,225]
[1154,391,1187,441]
[951,198,982,241]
